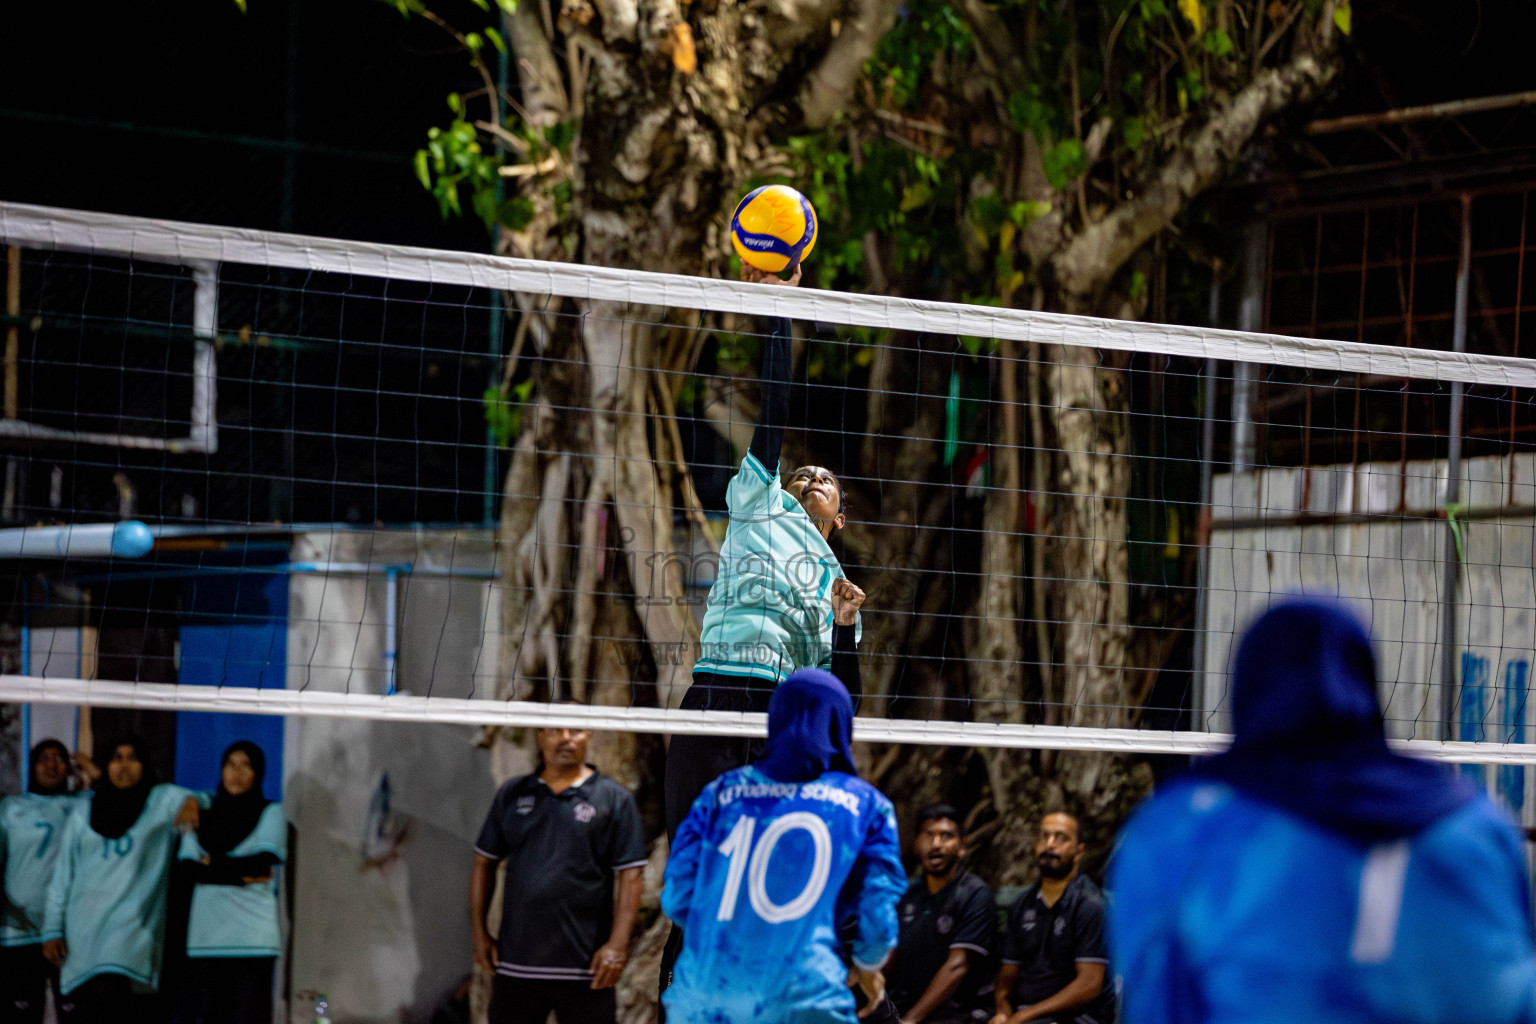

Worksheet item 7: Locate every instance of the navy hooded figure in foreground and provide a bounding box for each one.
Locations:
[1110,598,1536,1024]
[662,668,906,1024]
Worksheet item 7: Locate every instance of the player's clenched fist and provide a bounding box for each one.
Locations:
[832,577,864,626]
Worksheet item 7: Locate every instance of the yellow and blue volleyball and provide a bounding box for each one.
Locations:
[730,185,818,274]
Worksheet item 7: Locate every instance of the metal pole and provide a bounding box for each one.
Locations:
[1193,276,1220,729]
[483,43,512,525]
[1440,195,1472,741]
[1231,222,1267,473]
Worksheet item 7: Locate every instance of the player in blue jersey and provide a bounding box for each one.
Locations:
[42,737,202,1023]
[178,741,286,1024]
[662,668,905,1024]
[1110,599,1536,1024]
[0,740,92,1024]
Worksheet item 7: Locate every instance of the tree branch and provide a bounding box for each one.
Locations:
[953,0,1028,98]
[503,2,569,127]
[1053,45,1338,306]
[798,0,900,130]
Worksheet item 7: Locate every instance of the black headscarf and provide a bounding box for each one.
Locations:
[27,739,71,796]
[1194,598,1476,841]
[90,736,156,840]
[198,741,270,855]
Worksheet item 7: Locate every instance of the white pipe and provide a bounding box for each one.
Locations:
[384,566,398,696]
[0,521,153,559]
[189,261,219,454]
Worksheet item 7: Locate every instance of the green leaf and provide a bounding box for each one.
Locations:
[1006,86,1056,138]
[469,0,490,8]
[1203,28,1234,57]
[498,197,536,231]
[485,26,506,52]
[1129,269,1147,301]
[494,0,518,12]
[413,149,432,190]
[1332,1,1351,35]
[232,0,247,11]
[465,32,483,52]
[447,93,463,116]
[1123,116,1147,152]
[1042,138,1087,191]
[900,180,933,212]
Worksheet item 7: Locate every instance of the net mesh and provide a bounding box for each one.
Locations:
[1,201,1534,762]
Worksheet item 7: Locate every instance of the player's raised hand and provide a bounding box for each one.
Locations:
[740,262,802,287]
[832,577,865,627]
[848,966,886,1019]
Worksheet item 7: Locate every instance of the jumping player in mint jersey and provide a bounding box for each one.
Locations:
[663,669,905,1024]
[665,261,866,842]
[0,741,92,1024]
[42,737,203,1022]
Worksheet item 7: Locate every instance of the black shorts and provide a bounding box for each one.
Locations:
[487,975,614,1024]
[663,672,774,841]
[0,944,59,1024]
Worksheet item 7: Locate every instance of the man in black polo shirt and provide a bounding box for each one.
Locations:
[888,805,997,1024]
[990,812,1114,1024]
[470,724,647,1024]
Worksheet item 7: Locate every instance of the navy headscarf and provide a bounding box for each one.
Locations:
[757,668,857,783]
[1195,598,1476,841]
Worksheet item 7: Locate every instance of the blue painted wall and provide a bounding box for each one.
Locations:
[175,567,287,798]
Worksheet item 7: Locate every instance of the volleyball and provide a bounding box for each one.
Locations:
[730,185,818,274]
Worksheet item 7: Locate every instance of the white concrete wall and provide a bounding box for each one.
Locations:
[1202,453,1536,824]
[283,529,503,1024]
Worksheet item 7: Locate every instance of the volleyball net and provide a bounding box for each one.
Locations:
[1,201,1534,764]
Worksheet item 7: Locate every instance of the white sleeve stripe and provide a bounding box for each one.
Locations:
[473,846,501,859]
[949,943,990,954]
[614,859,649,870]
[1001,958,1021,966]
[1074,957,1109,964]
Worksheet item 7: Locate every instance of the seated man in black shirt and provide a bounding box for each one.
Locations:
[888,805,997,1024]
[991,812,1114,1024]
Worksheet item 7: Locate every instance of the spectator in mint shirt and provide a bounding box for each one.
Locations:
[0,740,93,1024]
[178,741,286,1024]
[42,737,202,1023]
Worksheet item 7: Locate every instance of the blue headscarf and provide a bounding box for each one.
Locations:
[1195,598,1476,841]
[757,668,858,783]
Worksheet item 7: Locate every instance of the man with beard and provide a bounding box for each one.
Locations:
[990,812,1113,1024]
[888,806,996,1024]
[469,725,646,1024]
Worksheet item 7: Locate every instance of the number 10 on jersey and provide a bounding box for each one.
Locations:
[716,812,833,924]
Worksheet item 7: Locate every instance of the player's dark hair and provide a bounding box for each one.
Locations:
[915,803,964,836]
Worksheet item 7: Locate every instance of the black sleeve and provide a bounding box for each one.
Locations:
[603,788,648,871]
[953,883,997,955]
[475,781,515,860]
[1001,897,1025,964]
[182,852,278,887]
[747,318,792,472]
[830,624,861,704]
[1070,893,1109,963]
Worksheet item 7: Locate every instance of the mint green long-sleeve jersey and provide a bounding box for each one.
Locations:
[43,784,200,994]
